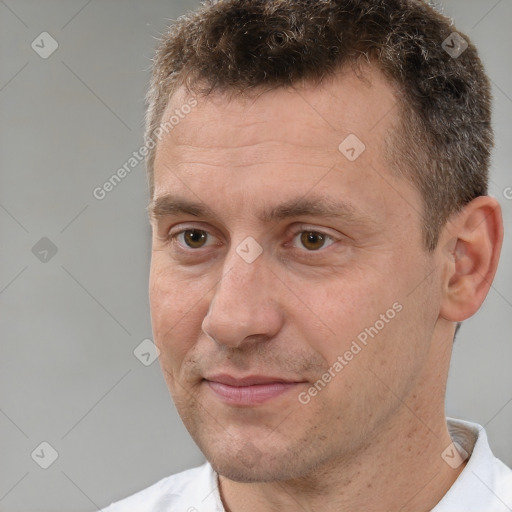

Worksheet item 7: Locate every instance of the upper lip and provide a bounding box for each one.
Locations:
[204,374,305,387]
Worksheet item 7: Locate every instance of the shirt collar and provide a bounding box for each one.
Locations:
[432,417,512,511]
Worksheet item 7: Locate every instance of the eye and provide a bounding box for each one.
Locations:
[291,229,336,251]
[170,228,217,249]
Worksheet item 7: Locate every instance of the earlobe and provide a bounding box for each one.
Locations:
[439,196,503,322]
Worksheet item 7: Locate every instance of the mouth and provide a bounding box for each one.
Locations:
[203,374,307,406]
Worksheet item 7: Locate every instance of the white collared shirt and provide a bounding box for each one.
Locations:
[100,418,512,511]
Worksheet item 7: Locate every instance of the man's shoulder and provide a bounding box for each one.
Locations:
[99,461,222,512]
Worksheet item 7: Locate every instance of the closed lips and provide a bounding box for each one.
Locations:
[204,374,306,405]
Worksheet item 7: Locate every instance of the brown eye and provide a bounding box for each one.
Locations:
[182,229,208,248]
[299,231,329,251]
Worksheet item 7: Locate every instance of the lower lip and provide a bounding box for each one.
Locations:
[205,380,301,405]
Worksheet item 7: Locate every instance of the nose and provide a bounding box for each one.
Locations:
[201,247,283,349]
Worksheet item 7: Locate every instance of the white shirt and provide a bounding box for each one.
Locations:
[100,418,512,512]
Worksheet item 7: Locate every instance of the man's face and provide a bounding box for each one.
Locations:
[149,68,444,482]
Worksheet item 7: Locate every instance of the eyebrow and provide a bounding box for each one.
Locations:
[149,194,372,226]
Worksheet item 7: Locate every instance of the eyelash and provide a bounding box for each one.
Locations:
[166,225,339,256]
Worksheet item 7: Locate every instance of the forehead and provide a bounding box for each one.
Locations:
[157,67,398,162]
[151,66,419,232]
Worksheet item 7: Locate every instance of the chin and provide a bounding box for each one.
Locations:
[209,457,292,483]
[203,442,320,484]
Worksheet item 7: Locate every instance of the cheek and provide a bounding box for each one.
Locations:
[149,255,205,327]
[297,259,431,392]
[149,262,204,370]
[302,272,394,352]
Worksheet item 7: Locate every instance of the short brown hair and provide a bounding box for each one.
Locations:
[145,0,493,250]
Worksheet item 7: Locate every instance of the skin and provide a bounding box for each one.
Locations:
[148,66,503,511]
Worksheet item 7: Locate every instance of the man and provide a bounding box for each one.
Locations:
[101,0,511,510]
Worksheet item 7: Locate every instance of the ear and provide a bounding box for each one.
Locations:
[439,196,503,322]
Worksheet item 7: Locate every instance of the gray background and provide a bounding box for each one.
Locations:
[0,1,510,510]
